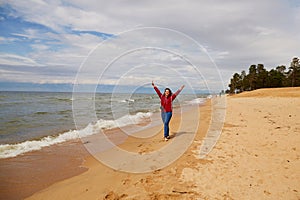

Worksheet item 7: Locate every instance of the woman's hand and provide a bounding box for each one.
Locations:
[152,81,155,87]
[180,85,185,90]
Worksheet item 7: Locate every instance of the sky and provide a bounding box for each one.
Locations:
[0,0,299,93]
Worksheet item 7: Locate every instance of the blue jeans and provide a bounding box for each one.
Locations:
[161,111,172,138]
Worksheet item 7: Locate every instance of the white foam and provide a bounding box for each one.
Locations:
[0,112,152,159]
[186,98,206,105]
[119,99,135,103]
[207,95,213,99]
[0,130,79,159]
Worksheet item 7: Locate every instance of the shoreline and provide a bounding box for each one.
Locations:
[0,94,207,158]
[25,100,212,199]
[2,87,300,199]
[0,99,210,199]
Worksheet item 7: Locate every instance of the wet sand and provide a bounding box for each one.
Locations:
[0,140,89,200]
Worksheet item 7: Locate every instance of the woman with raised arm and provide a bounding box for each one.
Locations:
[152,81,185,141]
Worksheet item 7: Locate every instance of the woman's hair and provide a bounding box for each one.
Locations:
[164,88,172,97]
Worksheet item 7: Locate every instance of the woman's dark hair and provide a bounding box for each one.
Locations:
[164,88,172,97]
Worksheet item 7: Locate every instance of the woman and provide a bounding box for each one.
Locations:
[152,81,185,141]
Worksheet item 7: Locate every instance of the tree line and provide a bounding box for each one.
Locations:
[227,57,300,94]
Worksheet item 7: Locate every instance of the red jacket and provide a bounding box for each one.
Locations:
[154,86,182,112]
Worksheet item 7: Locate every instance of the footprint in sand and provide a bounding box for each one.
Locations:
[138,147,150,154]
[122,178,130,185]
[103,191,128,200]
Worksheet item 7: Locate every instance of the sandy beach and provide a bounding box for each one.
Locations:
[22,99,211,199]
[2,87,299,199]
[179,87,300,199]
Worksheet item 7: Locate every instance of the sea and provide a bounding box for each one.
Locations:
[0,91,209,159]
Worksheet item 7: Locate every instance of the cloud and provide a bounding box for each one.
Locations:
[1,0,299,91]
[0,36,21,44]
[0,54,41,66]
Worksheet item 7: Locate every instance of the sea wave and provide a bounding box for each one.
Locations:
[186,97,207,105]
[49,97,73,102]
[0,112,152,159]
[34,111,49,115]
[119,98,135,103]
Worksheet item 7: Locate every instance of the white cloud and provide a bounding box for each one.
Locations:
[1,0,299,91]
[0,54,42,66]
[30,43,49,51]
[0,36,21,43]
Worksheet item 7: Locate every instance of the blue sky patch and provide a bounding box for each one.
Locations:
[0,4,113,56]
